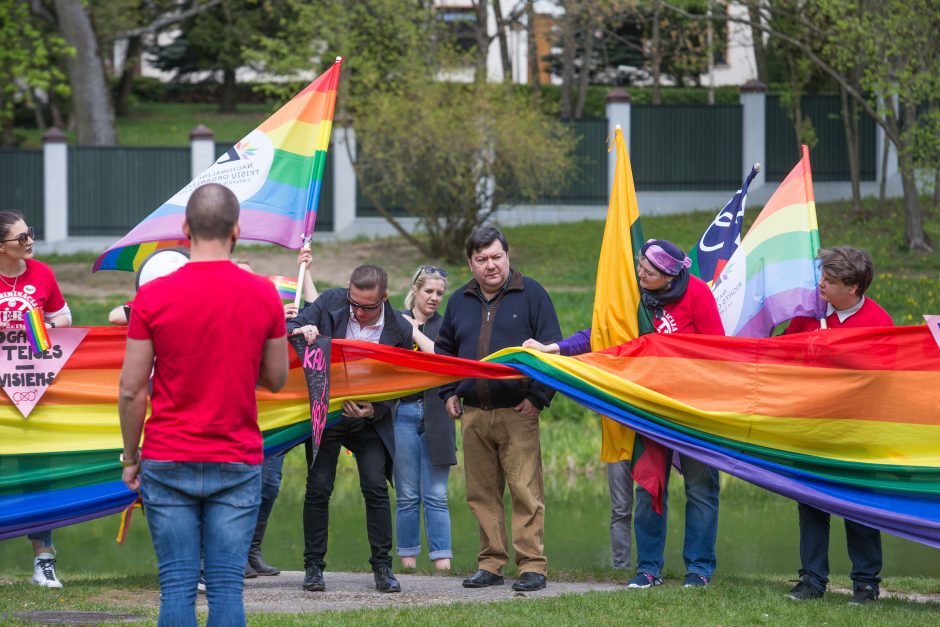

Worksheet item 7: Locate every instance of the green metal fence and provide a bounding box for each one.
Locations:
[540,118,610,204]
[765,95,876,181]
[68,147,190,236]
[631,105,743,191]
[0,150,44,239]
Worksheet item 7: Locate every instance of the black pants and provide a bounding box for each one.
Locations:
[303,418,392,571]
[798,502,882,592]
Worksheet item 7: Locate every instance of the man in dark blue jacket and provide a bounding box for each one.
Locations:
[436,225,562,592]
[288,265,413,594]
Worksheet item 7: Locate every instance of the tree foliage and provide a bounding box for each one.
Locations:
[0,0,71,146]
[251,0,576,260]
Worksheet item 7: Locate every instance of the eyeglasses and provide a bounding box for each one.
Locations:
[347,295,384,312]
[1,227,34,246]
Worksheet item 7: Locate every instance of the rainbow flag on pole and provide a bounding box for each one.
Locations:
[24,309,51,354]
[711,145,825,337]
[93,58,343,272]
[269,275,298,301]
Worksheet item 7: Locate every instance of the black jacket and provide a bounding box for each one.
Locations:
[289,287,414,477]
[399,310,457,466]
[435,269,562,410]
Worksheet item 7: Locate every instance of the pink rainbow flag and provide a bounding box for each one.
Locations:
[24,308,51,354]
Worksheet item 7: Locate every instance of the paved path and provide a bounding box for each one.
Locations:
[238,571,622,613]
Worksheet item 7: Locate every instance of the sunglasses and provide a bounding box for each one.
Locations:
[1,226,34,246]
[416,266,448,283]
[347,295,384,312]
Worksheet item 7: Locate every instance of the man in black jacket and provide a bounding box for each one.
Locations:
[288,265,413,594]
[436,226,562,592]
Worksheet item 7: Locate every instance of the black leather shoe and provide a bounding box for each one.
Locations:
[302,564,325,592]
[512,572,547,592]
[374,566,401,593]
[462,569,504,588]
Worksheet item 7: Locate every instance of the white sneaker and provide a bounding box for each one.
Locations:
[32,553,63,589]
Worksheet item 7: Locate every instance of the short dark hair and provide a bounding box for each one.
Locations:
[466,225,509,259]
[349,264,388,294]
[0,210,25,240]
[818,246,875,296]
[185,184,240,242]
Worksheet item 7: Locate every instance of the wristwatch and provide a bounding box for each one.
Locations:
[119,452,139,467]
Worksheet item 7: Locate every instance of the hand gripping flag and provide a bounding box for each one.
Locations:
[93,58,343,272]
[689,163,760,286]
[711,146,825,337]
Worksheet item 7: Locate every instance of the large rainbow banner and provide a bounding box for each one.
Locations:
[2,326,939,549]
[93,59,342,272]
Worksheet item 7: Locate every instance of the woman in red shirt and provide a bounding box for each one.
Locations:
[0,210,72,589]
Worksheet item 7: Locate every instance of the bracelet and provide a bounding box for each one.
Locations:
[119,452,140,467]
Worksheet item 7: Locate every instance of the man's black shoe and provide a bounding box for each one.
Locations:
[462,569,504,588]
[374,567,401,593]
[302,565,325,592]
[512,572,547,592]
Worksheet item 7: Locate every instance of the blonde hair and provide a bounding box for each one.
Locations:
[404,266,448,310]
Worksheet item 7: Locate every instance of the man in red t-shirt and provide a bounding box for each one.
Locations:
[783,246,892,606]
[118,183,288,625]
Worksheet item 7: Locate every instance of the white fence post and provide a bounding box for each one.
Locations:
[332,127,357,234]
[739,80,766,188]
[606,89,631,192]
[42,128,68,244]
[189,124,215,178]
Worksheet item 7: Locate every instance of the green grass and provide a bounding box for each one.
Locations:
[0,572,937,626]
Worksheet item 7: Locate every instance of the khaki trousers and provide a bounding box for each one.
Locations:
[461,406,546,575]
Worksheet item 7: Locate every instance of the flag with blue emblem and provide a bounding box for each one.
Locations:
[689,163,760,286]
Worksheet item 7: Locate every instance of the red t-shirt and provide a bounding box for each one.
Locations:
[0,260,67,329]
[784,297,893,333]
[654,275,724,336]
[128,261,287,464]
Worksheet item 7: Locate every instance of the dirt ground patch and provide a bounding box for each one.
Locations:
[61,239,436,300]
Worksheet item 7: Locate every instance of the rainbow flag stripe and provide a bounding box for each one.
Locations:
[3,326,939,550]
[269,275,298,301]
[23,308,51,354]
[712,145,824,337]
[93,59,342,272]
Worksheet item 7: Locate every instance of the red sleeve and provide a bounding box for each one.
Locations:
[41,264,66,313]
[690,278,725,336]
[127,290,152,340]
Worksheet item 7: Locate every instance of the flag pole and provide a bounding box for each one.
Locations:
[294,56,343,310]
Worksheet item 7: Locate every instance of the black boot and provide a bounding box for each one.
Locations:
[247,522,280,576]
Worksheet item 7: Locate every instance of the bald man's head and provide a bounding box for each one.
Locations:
[185,184,240,242]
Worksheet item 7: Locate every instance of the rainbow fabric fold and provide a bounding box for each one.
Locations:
[3,326,940,551]
[93,59,342,272]
[23,308,51,354]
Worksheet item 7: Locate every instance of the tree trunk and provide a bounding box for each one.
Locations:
[474,0,489,84]
[114,36,143,117]
[650,0,663,105]
[560,14,577,118]
[894,103,931,251]
[492,0,512,83]
[840,84,863,217]
[934,167,940,208]
[219,67,238,114]
[525,0,541,95]
[574,14,596,119]
[746,0,768,83]
[53,0,117,145]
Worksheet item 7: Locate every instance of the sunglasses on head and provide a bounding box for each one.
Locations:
[416,266,447,283]
[347,295,384,312]
[1,226,34,246]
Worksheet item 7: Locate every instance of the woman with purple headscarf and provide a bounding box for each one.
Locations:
[523,239,723,588]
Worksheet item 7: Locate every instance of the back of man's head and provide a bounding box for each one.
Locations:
[185,184,240,242]
[466,225,509,259]
[350,265,388,294]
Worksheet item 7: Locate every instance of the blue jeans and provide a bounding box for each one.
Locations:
[393,401,452,559]
[257,453,285,524]
[28,530,53,548]
[141,460,261,627]
[634,453,719,579]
